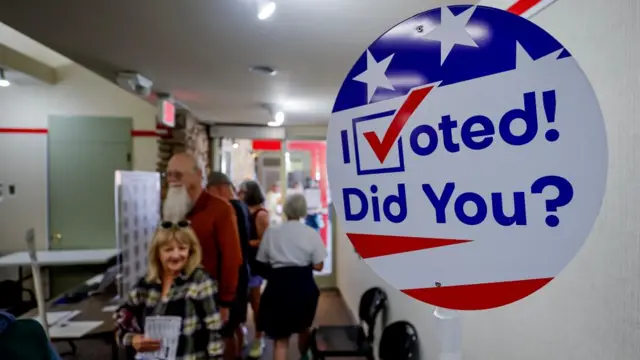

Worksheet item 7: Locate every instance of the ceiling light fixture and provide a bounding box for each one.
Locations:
[268,110,285,127]
[261,103,285,127]
[249,65,277,76]
[257,0,276,20]
[0,69,11,87]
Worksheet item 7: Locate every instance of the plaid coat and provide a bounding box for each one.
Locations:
[114,267,224,360]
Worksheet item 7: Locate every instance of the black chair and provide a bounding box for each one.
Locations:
[379,321,419,360]
[310,287,387,360]
[0,280,36,316]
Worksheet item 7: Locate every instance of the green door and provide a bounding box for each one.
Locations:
[48,116,132,250]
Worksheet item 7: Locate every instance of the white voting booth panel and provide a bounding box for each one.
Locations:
[115,171,161,294]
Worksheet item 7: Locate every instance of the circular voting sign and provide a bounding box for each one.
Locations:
[327,5,607,311]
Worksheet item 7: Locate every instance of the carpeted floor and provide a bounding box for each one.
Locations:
[53,290,356,360]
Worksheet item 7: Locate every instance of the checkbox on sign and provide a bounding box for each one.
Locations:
[352,110,406,176]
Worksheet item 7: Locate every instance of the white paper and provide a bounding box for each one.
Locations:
[137,316,182,360]
[102,305,118,312]
[85,273,104,286]
[48,321,103,339]
[34,311,80,327]
[304,188,322,210]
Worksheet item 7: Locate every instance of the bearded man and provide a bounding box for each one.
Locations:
[163,152,242,322]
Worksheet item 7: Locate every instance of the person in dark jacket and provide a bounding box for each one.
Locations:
[207,172,251,360]
[238,179,270,357]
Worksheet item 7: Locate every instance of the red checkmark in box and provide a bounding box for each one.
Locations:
[363,85,435,163]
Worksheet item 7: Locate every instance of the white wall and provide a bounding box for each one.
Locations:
[0,63,157,254]
[336,0,640,359]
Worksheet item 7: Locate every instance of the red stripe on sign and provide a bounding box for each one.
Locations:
[347,233,471,259]
[0,128,48,134]
[507,0,543,15]
[402,277,553,310]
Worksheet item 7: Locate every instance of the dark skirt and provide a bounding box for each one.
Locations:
[257,266,319,339]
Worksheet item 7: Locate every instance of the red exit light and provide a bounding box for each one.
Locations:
[160,100,175,128]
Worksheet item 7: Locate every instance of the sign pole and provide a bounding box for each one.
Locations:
[434,307,462,360]
[25,228,49,338]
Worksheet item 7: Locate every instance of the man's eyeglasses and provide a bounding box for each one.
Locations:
[160,220,191,229]
[164,171,184,181]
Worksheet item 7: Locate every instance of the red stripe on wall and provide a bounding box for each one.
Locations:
[130,130,159,137]
[0,128,165,137]
[0,128,48,134]
[507,0,543,15]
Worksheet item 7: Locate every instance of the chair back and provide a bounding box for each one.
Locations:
[379,321,419,360]
[0,316,61,360]
[357,287,387,341]
[0,281,22,309]
[0,311,16,334]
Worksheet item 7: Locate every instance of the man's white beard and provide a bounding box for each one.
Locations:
[163,185,193,223]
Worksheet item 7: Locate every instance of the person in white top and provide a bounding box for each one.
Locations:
[255,193,328,360]
[264,182,282,225]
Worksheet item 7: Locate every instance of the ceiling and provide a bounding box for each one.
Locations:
[0,22,71,68]
[0,0,477,125]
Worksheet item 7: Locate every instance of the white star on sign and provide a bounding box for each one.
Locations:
[515,41,565,71]
[423,6,479,65]
[353,50,395,103]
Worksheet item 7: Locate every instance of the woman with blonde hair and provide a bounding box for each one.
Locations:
[114,220,224,359]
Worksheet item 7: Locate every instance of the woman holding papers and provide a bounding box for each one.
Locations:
[114,221,224,359]
[255,193,328,360]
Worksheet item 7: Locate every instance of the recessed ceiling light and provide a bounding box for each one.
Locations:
[0,69,10,87]
[249,65,277,76]
[257,1,276,20]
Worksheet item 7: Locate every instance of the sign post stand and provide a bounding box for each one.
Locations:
[434,308,462,360]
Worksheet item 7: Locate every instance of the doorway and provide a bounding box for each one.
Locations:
[47,116,132,293]
[48,116,132,250]
[283,140,332,284]
[218,136,336,289]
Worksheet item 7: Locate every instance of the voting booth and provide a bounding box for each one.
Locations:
[115,171,161,294]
